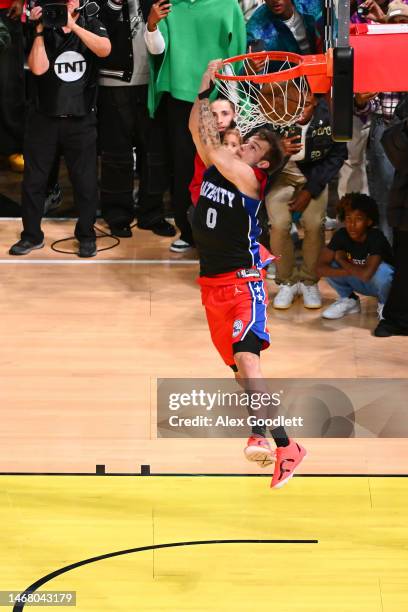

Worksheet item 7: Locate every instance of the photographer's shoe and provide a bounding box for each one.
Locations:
[9,239,44,256]
[78,239,97,258]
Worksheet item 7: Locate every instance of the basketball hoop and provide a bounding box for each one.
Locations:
[215,51,331,136]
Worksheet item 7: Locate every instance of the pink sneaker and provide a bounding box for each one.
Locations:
[244,435,274,468]
[271,439,307,489]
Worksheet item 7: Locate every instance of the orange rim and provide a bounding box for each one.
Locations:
[215,51,329,87]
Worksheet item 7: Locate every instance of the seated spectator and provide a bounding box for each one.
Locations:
[317,193,394,321]
[374,96,408,336]
[146,0,246,253]
[189,98,236,207]
[265,92,347,310]
[246,0,322,55]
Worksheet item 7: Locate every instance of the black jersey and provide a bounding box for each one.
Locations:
[192,165,267,277]
[32,17,109,117]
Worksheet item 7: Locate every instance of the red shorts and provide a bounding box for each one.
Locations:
[198,269,270,367]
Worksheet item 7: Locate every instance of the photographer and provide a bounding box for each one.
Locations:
[9,0,111,257]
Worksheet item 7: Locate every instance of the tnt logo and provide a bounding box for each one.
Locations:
[54,51,86,82]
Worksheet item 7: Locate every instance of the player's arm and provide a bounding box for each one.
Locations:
[189,60,260,199]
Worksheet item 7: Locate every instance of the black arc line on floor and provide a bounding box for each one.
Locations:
[13,538,318,611]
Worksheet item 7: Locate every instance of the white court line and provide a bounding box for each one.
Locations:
[0,259,198,265]
[0,217,78,222]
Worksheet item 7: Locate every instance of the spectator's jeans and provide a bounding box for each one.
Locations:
[326,261,394,306]
[338,115,370,198]
[265,165,326,285]
[367,115,394,243]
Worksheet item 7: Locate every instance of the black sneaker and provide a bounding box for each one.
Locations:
[108,223,132,238]
[373,320,408,337]
[9,239,44,255]
[138,219,176,237]
[78,239,97,258]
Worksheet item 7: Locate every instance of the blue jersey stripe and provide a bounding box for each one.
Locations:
[242,193,263,268]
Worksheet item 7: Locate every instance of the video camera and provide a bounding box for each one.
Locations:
[357,5,370,17]
[35,0,99,28]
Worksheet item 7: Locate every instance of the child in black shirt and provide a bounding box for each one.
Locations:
[317,193,394,320]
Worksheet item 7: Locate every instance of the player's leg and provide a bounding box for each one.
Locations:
[233,335,275,467]
[233,281,306,486]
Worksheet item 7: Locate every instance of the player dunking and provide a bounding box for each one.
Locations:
[189,60,306,488]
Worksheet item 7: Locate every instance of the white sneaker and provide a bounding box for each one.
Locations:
[273,283,299,309]
[322,297,361,320]
[377,303,384,320]
[170,239,193,253]
[299,282,322,309]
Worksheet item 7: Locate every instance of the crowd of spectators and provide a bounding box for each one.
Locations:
[1,0,407,336]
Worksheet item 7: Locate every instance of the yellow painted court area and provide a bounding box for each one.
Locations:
[2,476,408,611]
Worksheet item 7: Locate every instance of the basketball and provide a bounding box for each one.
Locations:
[258,80,305,125]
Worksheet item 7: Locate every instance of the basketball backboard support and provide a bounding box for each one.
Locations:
[324,0,354,141]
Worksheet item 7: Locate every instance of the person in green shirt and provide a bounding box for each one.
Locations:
[146,0,246,252]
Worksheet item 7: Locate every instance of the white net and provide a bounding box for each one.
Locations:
[216,56,309,136]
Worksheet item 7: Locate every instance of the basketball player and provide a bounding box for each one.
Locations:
[189,60,307,489]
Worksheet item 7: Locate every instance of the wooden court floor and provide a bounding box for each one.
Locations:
[2,475,408,612]
[0,218,407,474]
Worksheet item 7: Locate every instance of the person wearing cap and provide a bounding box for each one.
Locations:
[9,0,111,258]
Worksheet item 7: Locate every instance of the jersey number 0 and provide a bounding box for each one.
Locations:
[206,207,217,229]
